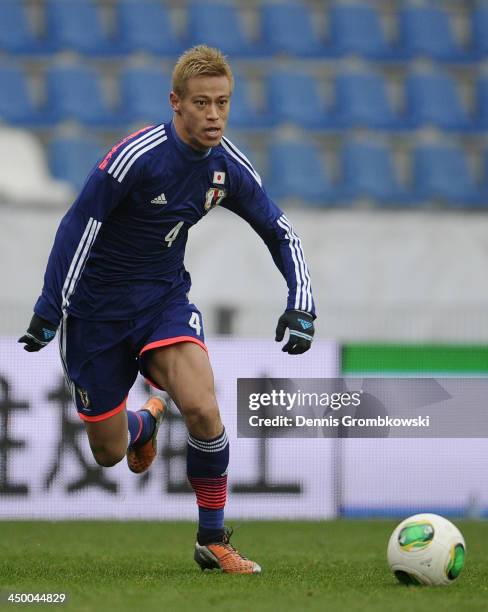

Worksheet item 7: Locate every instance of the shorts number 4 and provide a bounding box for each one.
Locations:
[189,312,202,336]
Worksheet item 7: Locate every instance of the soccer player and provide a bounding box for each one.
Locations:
[19,45,315,574]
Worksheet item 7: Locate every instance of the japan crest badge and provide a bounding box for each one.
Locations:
[204,187,226,211]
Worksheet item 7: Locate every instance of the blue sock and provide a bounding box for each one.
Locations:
[199,507,225,532]
[127,409,155,447]
[187,429,229,545]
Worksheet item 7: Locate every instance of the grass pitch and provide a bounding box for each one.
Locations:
[0,521,486,612]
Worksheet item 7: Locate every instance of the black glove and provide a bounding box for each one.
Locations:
[275,309,315,355]
[18,314,57,352]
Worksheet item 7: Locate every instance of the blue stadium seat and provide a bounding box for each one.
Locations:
[471,6,488,59]
[0,65,46,126]
[0,0,49,54]
[405,71,472,132]
[475,76,488,130]
[340,140,412,205]
[187,3,259,56]
[227,74,269,129]
[49,136,104,191]
[117,1,184,56]
[412,143,483,207]
[398,5,468,62]
[331,70,405,130]
[480,149,488,205]
[266,71,329,129]
[267,140,340,205]
[46,0,123,55]
[327,3,400,60]
[260,3,325,57]
[119,66,172,124]
[46,65,121,127]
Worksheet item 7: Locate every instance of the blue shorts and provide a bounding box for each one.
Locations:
[60,297,206,422]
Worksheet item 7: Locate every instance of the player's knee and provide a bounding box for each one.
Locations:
[91,443,126,467]
[182,393,220,428]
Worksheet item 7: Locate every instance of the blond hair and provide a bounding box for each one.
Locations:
[172,45,234,98]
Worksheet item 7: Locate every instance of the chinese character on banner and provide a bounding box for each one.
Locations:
[0,375,29,495]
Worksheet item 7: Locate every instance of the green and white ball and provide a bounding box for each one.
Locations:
[387,513,466,586]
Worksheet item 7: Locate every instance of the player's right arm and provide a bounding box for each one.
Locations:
[18,160,139,352]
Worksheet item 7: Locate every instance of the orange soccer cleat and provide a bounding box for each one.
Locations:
[194,527,261,574]
[126,396,166,474]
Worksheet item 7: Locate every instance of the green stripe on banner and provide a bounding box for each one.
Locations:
[342,344,488,373]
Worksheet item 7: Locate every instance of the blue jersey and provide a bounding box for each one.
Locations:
[34,122,315,325]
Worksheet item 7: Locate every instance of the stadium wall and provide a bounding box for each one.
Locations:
[2,208,488,341]
[2,207,487,519]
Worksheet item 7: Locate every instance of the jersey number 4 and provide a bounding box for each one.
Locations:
[164,221,184,248]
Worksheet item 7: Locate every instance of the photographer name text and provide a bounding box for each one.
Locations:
[247,390,430,429]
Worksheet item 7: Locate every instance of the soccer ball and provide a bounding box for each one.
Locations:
[387,513,466,586]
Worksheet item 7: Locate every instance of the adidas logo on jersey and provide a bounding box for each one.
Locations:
[151,193,167,205]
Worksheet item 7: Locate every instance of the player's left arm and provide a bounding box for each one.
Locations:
[221,165,315,355]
